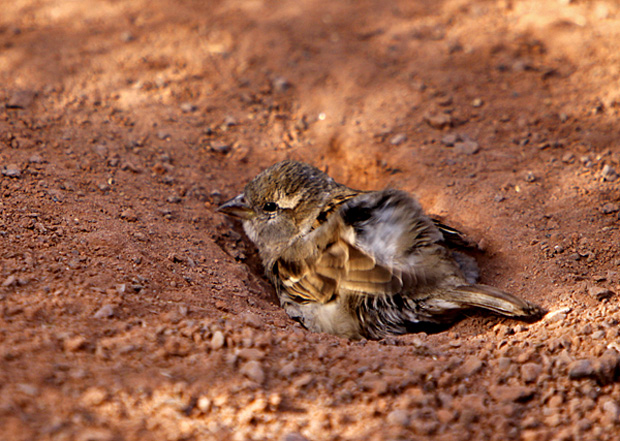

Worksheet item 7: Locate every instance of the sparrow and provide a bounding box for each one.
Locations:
[218,160,544,339]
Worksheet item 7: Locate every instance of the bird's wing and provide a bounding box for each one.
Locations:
[431,218,478,249]
[275,189,445,304]
[275,231,404,304]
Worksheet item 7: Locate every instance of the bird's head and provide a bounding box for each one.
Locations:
[217,160,339,259]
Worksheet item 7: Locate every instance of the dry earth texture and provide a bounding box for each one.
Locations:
[1,0,620,440]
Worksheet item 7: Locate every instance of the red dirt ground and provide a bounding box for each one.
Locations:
[1,0,620,440]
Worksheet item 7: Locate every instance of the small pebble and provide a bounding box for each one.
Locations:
[602,401,620,424]
[242,313,263,329]
[180,102,197,113]
[601,203,619,214]
[497,357,512,370]
[521,363,542,383]
[93,304,115,319]
[278,361,296,378]
[387,409,411,427]
[120,208,138,222]
[588,286,615,301]
[81,387,108,406]
[524,171,536,182]
[272,76,292,93]
[593,352,620,383]
[2,275,18,287]
[437,95,453,106]
[568,360,594,379]
[167,253,185,263]
[28,154,44,164]
[561,152,575,163]
[454,140,479,155]
[543,307,571,322]
[2,164,22,178]
[457,357,484,378]
[472,98,483,107]
[197,396,211,412]
[441,133,460,146]
[601,164,618,181]
[424,113,453,129]
[283,433,310,441]
[292,373,313,389]
[521,415,541,429]
[64,336,88,352]
[237,348,266,361]
[210,331,225,350]
[121,161,142,174]
[7,89,35,108]
[580,155,593,167]
[210,140,231,154]
[17,383,39,396]
[223,115,237,126]
[120,31,135,42]
[489,385,535,402]
[240,360,265,383]
[269,392,282,408]
[390,133,407,145]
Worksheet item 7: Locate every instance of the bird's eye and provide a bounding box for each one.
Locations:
[263,202,278,212]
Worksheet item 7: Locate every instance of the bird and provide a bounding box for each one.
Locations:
[217,160,545,339]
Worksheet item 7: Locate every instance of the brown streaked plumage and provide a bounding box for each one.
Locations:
[218,160,545,339]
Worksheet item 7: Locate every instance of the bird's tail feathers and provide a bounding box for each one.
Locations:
[443,284,545,319]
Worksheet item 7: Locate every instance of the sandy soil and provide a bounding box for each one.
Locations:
[1,0,620,440]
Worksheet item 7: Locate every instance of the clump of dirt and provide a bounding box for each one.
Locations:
[1,0,620,440]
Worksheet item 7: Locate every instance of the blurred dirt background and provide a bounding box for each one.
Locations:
[1,0,620,440]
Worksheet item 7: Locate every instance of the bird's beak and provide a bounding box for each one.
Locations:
[217,193,254,220]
